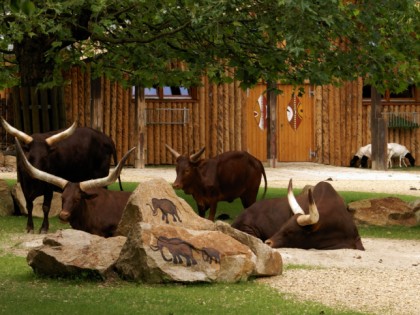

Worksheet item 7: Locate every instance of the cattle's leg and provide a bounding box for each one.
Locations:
[40,190,53,234]
[208,204,217,221]
[197,203,207,218]
[25,199,35,234]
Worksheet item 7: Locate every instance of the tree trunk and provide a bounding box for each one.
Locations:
[370,86,388,170]
[266,81,277,167]
[135,86,147,168]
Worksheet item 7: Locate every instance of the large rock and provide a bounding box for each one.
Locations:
[115,223,256,283]
[116,178,281,283]
[348,197,417,226]
[11,182,62,217]
[26,178,282,283]
[27,229,126,279]
[408,199,420,224]
[0,179,14,216]
[117,178,215,236]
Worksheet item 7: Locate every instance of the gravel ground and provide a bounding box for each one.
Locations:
[2,162,420,314]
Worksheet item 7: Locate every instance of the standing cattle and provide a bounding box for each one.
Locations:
[1,116,121,233]
[15,139,134,237]
[165,144,267,221]
[232,179,364,250]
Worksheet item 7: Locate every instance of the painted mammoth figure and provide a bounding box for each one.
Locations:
[150,236,197,267]
[147,198,182,224]
[201,247,220,264]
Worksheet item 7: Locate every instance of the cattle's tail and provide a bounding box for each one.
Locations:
[111,140,123,191]
[260,161,267,199]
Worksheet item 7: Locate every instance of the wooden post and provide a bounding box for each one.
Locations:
[266,81,277,167]
[135,86,146,168]
[370,86,387,170]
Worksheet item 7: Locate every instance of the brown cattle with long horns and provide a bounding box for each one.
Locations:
[165,144,267,221]
[1,117,121,233]
[15,139,134,237]
[232,179,364,250]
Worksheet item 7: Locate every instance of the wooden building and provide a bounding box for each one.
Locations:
[1,68,419,167]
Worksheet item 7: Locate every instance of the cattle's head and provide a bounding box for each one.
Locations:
[264,179,320,248]
[15,138,135,222]
[165,144,205,190]
[1,116,76,170]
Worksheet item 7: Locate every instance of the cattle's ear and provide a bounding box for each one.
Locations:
[81,191,98,200]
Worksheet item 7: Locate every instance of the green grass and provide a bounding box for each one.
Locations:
[1,181,418,315]
[0,254,364,315]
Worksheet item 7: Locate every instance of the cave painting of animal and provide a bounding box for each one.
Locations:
[15,138,135,238]
[350,143,415,168]
[147,198,182,224]
[201,247,220,264]
[165,144,267,221]
[1,117,121,234]
[150,236,198,266]
[232,179,365,250]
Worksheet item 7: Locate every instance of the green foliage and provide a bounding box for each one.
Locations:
[0,0,418,91]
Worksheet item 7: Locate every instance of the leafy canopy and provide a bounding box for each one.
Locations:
[0,0,418,92]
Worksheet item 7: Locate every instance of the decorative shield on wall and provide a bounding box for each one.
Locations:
[253,94,267,130]
[286,95,303,130]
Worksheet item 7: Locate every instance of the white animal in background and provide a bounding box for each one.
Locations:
[351,143,415,168]
[349,144,372,167]
[387,143,415,168]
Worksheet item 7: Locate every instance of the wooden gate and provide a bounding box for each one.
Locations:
[277,84,315,161]
[245,83,315,162]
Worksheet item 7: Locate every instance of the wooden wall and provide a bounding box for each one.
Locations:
[1,69,419,167]
[314,79,420,166]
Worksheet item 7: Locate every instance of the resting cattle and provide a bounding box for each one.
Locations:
[165,144,267,221]
[1,117,121,233]
[16,139,134,237]
[232,179,364,250]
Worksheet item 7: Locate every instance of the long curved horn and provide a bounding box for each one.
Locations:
[45,122,77,146]
[15,138,68,189]
[1,117,33,144]
[190,147,205,162]
[79,147,136,191]
[165,144,180,159]
[296,188,320,226]
[287,179,305,215]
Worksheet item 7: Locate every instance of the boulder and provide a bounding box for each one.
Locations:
[115,222,256,283]
[27,229,126,279]
[11,182,62,217]
[117,178,215,236]
[0,179,14,216]
[408,199,420,224]
[26,178,282,283]
[348,197,417,226]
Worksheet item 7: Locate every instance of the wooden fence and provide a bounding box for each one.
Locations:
[314,79,420,166]
[1,70,419,167]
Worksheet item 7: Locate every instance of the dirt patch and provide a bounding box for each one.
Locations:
[259,238,420,315]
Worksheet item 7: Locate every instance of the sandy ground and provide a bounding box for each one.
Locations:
[2,163,420,314]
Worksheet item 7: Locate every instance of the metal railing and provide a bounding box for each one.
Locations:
[382,112,420,129]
